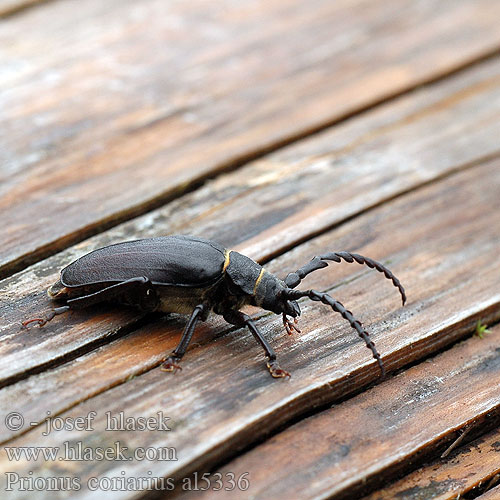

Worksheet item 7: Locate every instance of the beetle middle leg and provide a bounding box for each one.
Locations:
[161,304,206,374]
[223,310,290,379]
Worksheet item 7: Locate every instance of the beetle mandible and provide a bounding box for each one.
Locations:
[23,235,406,378]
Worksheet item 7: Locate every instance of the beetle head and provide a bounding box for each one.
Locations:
[255,273,301,317]
[282,296,301,318]
[259,289,301,318]
[224,251,301,317]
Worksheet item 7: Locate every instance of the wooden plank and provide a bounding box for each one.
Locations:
[1,161,499,498]
[478,485,500,500]
[174,324,500,500]
[0,0,50,18]
[1,55,499,387]
[2,0,500,276]
[360,427,500,500]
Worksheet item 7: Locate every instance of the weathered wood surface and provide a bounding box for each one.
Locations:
[478,485,500,500]
[2,0,500,277]
[361,426,500,500]
[1,161,499,499]
[0,0,48,18]
[2,55,499,387]
[175,324,500,500]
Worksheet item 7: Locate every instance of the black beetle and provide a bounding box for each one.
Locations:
[23,235,406,378]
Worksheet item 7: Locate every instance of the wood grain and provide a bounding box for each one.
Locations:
[1,162,499,498]
[1,55,499,387]
[2,0,500,276]
[175,324,500,500]
[361,427,500,500]
[0,0,50,18]
[477,485,500,500]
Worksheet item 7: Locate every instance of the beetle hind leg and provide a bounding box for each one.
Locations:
[65,276,159,312]
[22,276,159,329]
[22,306,70,329]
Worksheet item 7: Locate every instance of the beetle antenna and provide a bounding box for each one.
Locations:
[285,251,406,305]
[285,288,385,378]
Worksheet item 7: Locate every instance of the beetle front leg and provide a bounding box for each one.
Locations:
[161,304,206,374]
[223,310,290,379]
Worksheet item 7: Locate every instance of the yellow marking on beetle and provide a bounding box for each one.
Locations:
[253,268,266,294]
[223,250,231,272]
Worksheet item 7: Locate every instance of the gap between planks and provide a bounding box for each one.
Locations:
[0,0,53,19]
[3,48,500,281]
[173,323,500,500]
[0,161,499,499]
[2,0,500,279]
[360,419,500,500]
[1,53,500,388]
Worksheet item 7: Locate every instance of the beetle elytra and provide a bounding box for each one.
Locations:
[23,235,406,378]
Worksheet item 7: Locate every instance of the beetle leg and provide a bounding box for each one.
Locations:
[22,306,70,329]
[224,310,291,379]
[23,277,158,329]
[65,277,159,311]
[161,304,206,374]
[266,359,291,379]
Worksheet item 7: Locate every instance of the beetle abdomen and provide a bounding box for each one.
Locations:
[47,279,69,299]
[156,284,217,315]
[60,235,226,288]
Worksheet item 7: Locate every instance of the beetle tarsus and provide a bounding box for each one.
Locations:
[160,357,183,374]
[21,306,68,329]
[266,360,291,379]
[22,317,49,328]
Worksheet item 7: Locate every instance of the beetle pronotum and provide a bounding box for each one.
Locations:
[23,235,406,378]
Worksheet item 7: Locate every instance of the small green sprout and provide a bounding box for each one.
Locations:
[475,320,491,339]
